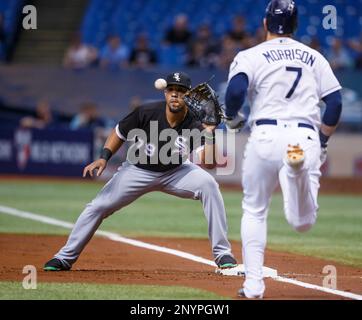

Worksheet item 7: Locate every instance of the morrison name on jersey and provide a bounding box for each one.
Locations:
[262,48,316,67]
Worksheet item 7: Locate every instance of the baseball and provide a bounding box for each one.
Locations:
[154,78,167,90]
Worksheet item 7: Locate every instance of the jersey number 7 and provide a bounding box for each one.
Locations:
[285,67,302,99]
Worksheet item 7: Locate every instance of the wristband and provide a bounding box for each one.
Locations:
[319,131,330,148]
[100,148,112,161]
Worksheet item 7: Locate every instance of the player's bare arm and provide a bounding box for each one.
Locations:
[180,80,223,169]
[83,129,124,178]
[198,125,217,169]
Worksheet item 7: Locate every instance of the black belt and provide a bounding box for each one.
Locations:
[255,119,314,131]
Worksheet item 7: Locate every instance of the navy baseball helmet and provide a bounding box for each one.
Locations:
[265,0,298,35]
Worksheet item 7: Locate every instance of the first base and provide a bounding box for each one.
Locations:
[215,264,278,278]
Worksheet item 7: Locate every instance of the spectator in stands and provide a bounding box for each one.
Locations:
[0,13,6,61]
[326,38,353,71]
[164,14,193,45]
[63,33,98,70]
[309,37,323,54]
[348,34,362,69]
[99,35,129,70]
[20,99,55,129]
[248,26,266,47]
[187,42,209,68]
[227,15,251,50]
[215,35,239,70]
[129,95,142,112]
[129,33,157,68]
[70,102,105,130]
[186,24,219,68]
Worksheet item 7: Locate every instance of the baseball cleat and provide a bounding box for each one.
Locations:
[237,288,263,299]
[286,144,305,168]
[44,258,71,271]
[216,255,238,269]
[237,288,246,298]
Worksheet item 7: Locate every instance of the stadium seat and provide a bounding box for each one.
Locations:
[0,0,25,60]
[79,0,361,61]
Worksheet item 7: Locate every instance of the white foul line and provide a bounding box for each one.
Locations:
[0,204,215,268]
[0,204,361,300]
[273,276,362,300]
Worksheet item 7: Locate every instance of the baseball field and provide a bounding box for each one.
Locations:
[0,177,361,300]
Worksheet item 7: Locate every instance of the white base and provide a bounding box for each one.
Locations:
[215,264,278,278]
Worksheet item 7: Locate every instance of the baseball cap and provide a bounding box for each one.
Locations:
[166,72,192,90]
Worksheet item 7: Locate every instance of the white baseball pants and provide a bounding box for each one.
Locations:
[241,120,321,298]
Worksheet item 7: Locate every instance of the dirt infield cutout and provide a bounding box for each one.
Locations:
[1,232,361,300]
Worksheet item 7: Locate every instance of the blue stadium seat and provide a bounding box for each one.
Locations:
[0,0,26,60]
[158,45,186,68]
[79,0,361,65]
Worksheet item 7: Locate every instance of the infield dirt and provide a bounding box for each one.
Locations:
[0,234,361,300]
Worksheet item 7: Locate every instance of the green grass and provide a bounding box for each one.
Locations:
[0,281,225,300]
[0,180,361,267]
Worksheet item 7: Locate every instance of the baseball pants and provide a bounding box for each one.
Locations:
[55,160,233,267]
[241,120,321,298]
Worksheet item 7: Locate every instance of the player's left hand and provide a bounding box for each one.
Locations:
[183,82,222,126]
[225,112,246,131]
[320,147,327,166]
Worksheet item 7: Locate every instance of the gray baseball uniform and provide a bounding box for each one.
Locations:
[54,102,234,268]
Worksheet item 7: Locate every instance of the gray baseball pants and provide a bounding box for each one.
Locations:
[55,160,233,267]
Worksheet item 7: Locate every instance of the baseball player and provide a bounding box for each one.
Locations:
[224,0,342,298]
[44,71,237,271]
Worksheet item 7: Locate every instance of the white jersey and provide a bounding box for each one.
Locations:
[228,37,342,127]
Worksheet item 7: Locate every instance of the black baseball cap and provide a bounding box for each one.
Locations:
[166,71,192,90]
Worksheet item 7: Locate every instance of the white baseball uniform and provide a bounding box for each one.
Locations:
[228,37,341,298]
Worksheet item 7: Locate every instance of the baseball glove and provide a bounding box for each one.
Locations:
[183,82,222,126]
